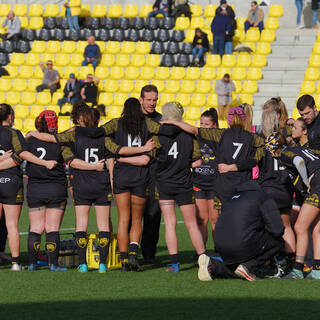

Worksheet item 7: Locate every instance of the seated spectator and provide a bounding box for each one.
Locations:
[80,74,99,106]
[36,60,60,96]
[148,0,169,18]
[244,1,264,33]
[82,35,100,70]
[64,0,81,31]
[211,12,231,57]
[215,73,235,120]
[1,11,21,42]
[171,0,191,20]
[57,73,81,114]
[192,28,209,66]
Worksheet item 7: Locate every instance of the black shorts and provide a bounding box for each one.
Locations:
[157,188,195,206]
[193,186,216,200]
[73,188,112,206]
[0,174,23,205]
[262,186,293,212]
[113,182,148,198]
[27,182,67,209]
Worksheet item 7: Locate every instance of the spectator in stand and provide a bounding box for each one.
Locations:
[148,0,170,18]
[1,11,21,42]
[80,74,99,107]
[192,28,209,66]
[171,0,191,21]
[216,0,236,55]
[82,35,100,70]
[36,61,60,96]
[57,73,81,114]
[211,12,231,57]
[215,73,235,120]
[64,0,81,31]
[244,1,264,33]
[312,0,319,29]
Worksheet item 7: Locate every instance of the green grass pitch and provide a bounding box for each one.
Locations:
[0,206,319,320]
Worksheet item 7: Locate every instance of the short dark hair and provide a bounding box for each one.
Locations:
[223,73,230,79]
[296,94,315,111]
[251,1,258,5]
[140,85,158,98]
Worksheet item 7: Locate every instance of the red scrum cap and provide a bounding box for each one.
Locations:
[38,110,58,131]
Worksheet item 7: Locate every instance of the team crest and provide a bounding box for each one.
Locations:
[306,193,319,207]
[99,238,109,248]
[46,242,56,252]
[34,242,41,252]
[76,238,87,248]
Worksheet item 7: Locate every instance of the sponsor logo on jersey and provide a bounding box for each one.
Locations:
[0,177,11,183]
[232,195,241,200]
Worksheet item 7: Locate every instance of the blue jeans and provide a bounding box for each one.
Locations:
[82,58,98,70]
[66,10,79,30]
[313,1,320,26]
[295,0,303,25]
[58,96,80,109]
[213,35,225,57]
[192,47,208,60]
[225,41,233,54]
[148,8,168,18]
[244,20,264,33]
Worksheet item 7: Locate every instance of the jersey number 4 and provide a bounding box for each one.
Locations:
[168,142,179,159]
[85,148,99,164]
[232,142,243,159]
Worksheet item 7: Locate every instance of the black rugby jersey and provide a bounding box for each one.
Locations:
[26,136,67,184]
[0,126,26,177]
[307,113,320,150]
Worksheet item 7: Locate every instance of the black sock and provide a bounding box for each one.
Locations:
[286,252,296,261]
[313,259,320,270]
[129,242,139,256]
[28,232,41,265]
[98,231,111,264]
[170,254,179,264]
[120,252,128,264]
[12,256,20,264]
[294,261,304,271]
[46,232,60,266]
[75,231,87,265]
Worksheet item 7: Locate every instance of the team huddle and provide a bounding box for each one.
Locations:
[0,85,320,281]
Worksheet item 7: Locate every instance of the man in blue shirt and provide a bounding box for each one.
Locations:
[81,35,100,70]
[211,12,231,57]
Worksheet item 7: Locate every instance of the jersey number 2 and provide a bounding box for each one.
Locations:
[232,142,243,159]
[168,142,178,159]
[36,147,46,159]
[85,148,99,164]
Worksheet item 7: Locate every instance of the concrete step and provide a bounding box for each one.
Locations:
[264,58,309,71]
[270,45,313,58]
[254,84,300,97]
[258,70,305,84]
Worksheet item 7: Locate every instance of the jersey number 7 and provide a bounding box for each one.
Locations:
[232,142,243,160]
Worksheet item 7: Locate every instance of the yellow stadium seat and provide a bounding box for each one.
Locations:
[0,78,11,91]
[79,66,94,79]
[134,80,149,93]
[316,82,320,93]
[206,55,221,68]
[247,68,262,81]
[121,42,135,54]
[55,54,70,67]
[61,41,76,54]
[43,4,59,17]
[236,17,246,30]
[14,4,27,16]
[119,80,134,93]
[36,92,51,105]
[6,92,20,105]
[125,66,140,80]
[260,30,276,42]
[185,119,196,126]
[265,17,279,30]
[19,66,34,79]
[180,80,195,94]
[159,93,175,106]
[100,54,115,67]
[51,92,64,105]
[0,91,4,102]
[59,6,66,18]
[92,5,106,18]
[75,41,87,54]
[221,55,236,68]
[131,54,145,67]
[28,79,42,92]
[256,42,271,55]
[146,55,160,67]
[251,55,267,68]
[191,94,206,108]
[105,41,121,54]
[175,17,190,30]
[12,79,27,92]
[300,81,316,95]
[170,67,185,80]
[14,105,29,119]
[46,105,61,115]
[313,42,320,54]
[21,92,36,105]
[114,93,128,106]
[31,41,46,53]
[0,4,10,17]
[34,67,43,79]
[116,54,130,67]
[305,68,320,81]
[204,4,218,17]
[58,79,67,92]
[124,4,138,18]
[54,67,63,78]
[237,54,251,68]
[140,4,153,18]
[216,68,231,80]
[4,66,18,79]
[58,119,71,132]
[29,4,43,17]
[175,93,191,106]
[164,80,180,94]
[231,67,247,81]
[190,17,204,29]
[25,53,40,66]
[108,4,122,18]
[185,67,201,80]
[155,67,170,80]
[242,81,258,94]
[109,66,125,80]
[30,105,45,118]
[218,120,228,128]
[195,80,211,94]
[309,55,320,67]
[149,80,163,93]
[185,29,195,42]
[94,66,109,80]
[98,93,113,106]
[63,66,79,79]
[239,93,253,105]
[234,30,245,43]
[41,53,55,63]
[201,67,216,80]
[185,107,201,120]
[104,80,119,93]
[140,66,154,80]
[80,5,91,17]
[19,17,29,29]
[245,28,260,42]
[136,42,150,55]
[291,108,300,120]
[95,41,105,53]
[233,80,242,94]
[47,41,61,54]
[10,53,25,66]
[107,106,123,118]
[23,119,36,132]
[269,4,283,17]
[315,94,320,105]
[190,4,202,17]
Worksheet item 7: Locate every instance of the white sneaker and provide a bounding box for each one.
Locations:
[11,263,23,271]
[197,254,212,281]
[296,24,304,29]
